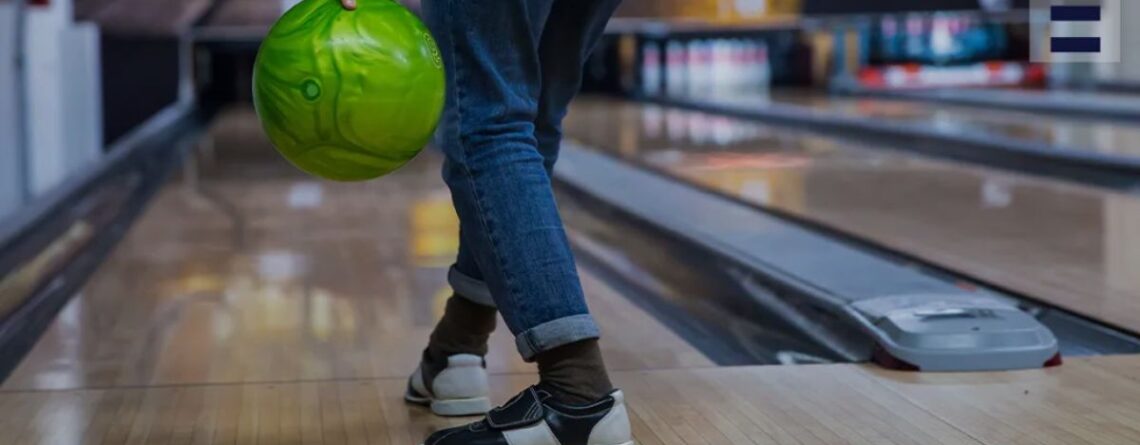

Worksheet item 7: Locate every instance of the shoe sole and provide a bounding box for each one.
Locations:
[420,441,635,445]
[405,392,491,417]
[419,440,633,442]
[432,396,492,417]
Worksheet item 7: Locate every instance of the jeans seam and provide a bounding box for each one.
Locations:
[446,0,520,314]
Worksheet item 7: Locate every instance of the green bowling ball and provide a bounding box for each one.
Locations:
[253,0,445,181]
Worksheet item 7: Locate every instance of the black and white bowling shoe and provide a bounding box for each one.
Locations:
[406,354,493,416]
[420,385,633,445]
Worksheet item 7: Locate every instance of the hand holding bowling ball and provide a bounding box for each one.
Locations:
[253,0,445,181]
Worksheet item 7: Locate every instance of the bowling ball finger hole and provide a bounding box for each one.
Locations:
[301,79,322,101]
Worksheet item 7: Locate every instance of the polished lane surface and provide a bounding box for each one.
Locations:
[4,106,1140,444]
[2,106,713,392]
[6,355,1140,444]
[710,91,1140,157]
[564,98,1140,336]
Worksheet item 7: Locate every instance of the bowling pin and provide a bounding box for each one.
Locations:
[740,39,754,93]
[729,39,746,93]
[740,40,757,93]
[686,40,704,96]
[930,13,954,64]
[706,39,718,95]
[693,39,711,97]
[905,14,924,61]
[881,16,898,63]
[711,39,732,97]
[704,39,717,96]
[755,41,771,95]
[641,41,661,96]
[665,40,687,96]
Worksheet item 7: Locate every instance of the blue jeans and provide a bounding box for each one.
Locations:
[423,0,621,361]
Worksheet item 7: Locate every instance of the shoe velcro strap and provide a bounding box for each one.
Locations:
[486,387,545,429]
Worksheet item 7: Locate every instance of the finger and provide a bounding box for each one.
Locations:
[341,0,356,10]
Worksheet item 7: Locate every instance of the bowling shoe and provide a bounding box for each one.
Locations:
[406,353,493,416]
[419,385,634,445]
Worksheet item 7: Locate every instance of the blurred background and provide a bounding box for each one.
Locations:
[5,0,1140,218]
[4,0,1140,441]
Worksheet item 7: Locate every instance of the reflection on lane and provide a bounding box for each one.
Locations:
[5,109,475,390]
[6,106,718,392]
[696,91,1140,157]
[565,98,1140,335]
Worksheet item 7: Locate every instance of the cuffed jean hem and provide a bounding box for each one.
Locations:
[515,314,601,362]
[448,266,497,308]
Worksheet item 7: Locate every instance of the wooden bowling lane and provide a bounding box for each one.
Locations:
[3,357,1140,443]
[563,98,1140,336]
[1,106,711,392]
[863,355,1140,445]
[5,106,1140,445]
[752,90,1140,157]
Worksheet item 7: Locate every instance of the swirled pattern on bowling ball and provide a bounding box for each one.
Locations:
[253,0,444,181]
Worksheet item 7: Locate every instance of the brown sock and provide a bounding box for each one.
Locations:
[535,339,614,405]
[422,295,498,387]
